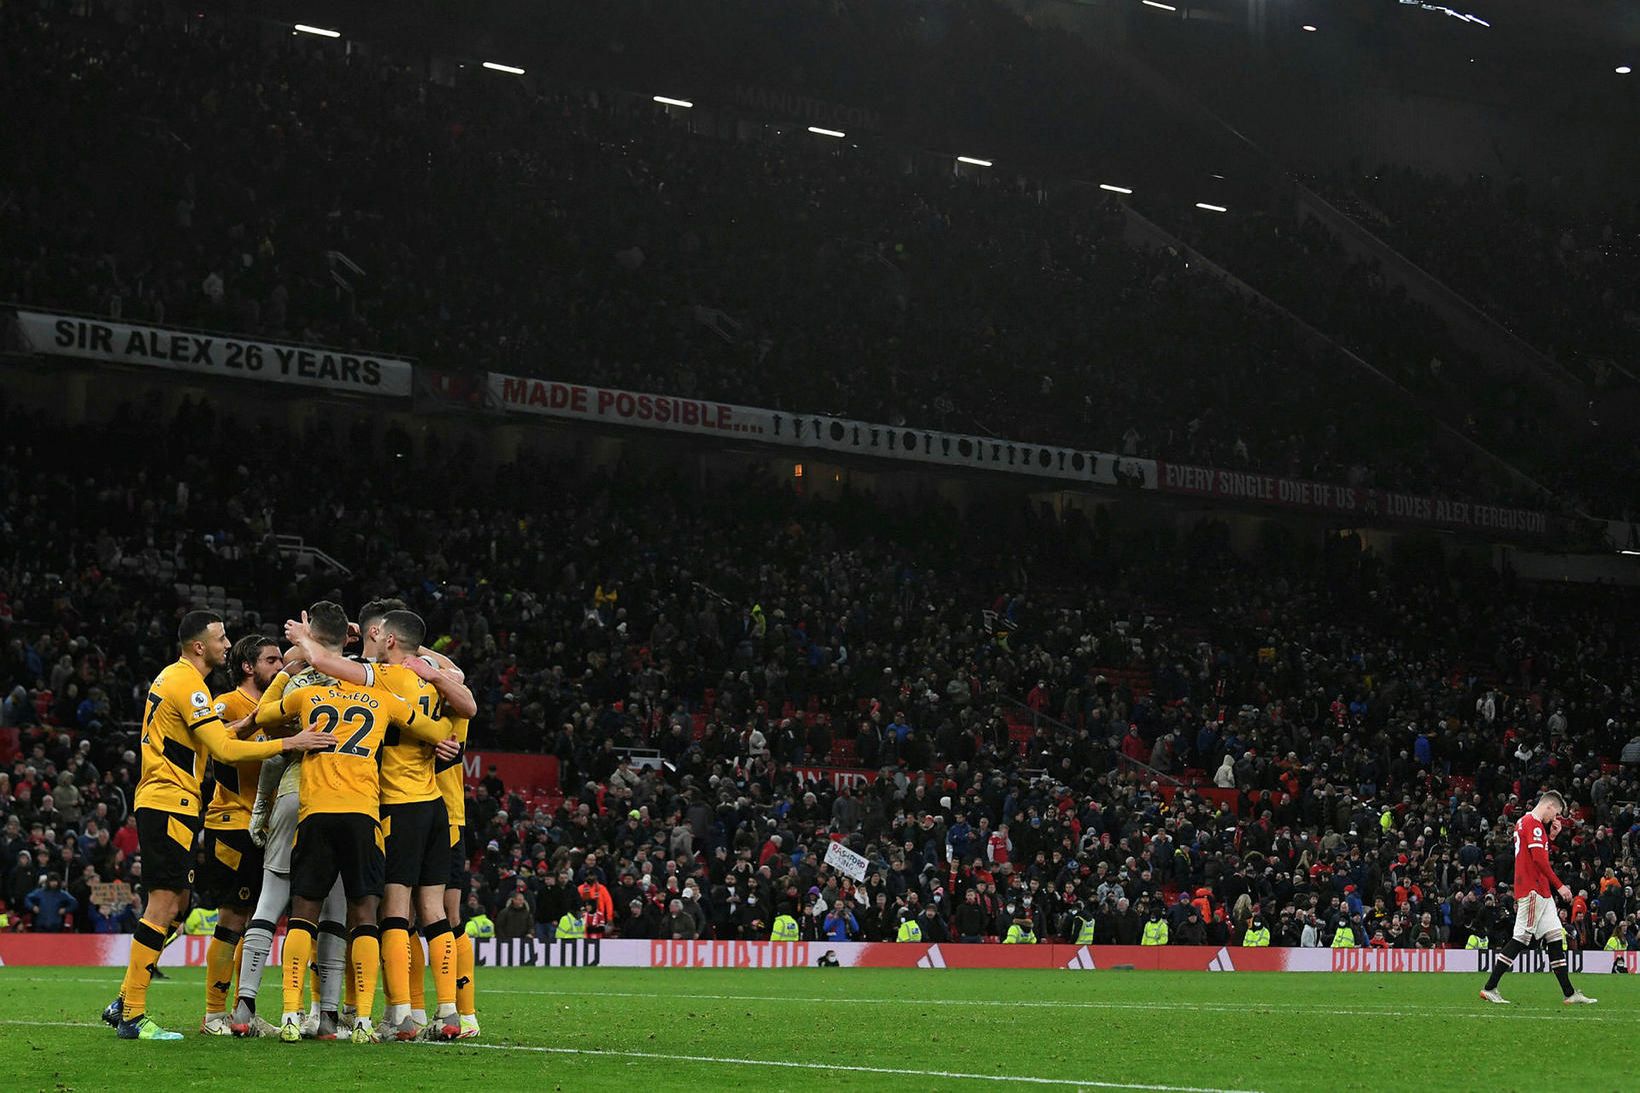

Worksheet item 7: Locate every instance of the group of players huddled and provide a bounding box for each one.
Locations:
[99,600,481,1044]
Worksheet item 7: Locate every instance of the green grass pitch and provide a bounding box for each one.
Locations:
[2,966,1634,1090]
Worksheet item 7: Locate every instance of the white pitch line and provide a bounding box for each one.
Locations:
[4,977,1626,1023]
[437,1041,1262,1093]
[482,985,1634,1023]
[7,976,180,987]
[0,1017,1254,1091]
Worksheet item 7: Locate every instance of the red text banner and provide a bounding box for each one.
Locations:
[486,374,1158,490]
[1158,461,1553,539]
[1160,463,1361,515]
[449,940,1634,974]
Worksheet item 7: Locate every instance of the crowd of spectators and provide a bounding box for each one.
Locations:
[3,0,1608,512]
[2,390,1639,952]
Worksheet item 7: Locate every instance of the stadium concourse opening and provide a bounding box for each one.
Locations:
[2,0,1639,1085]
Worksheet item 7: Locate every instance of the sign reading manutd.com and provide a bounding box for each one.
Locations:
[15,310,414,397]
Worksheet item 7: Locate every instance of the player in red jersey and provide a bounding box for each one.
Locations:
[1480,790,1596,1005]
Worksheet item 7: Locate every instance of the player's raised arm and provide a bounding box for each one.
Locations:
[387,688,456,745]
[1531,822,1568,898]
[287,613,373,686]
[402,654,478,719]
[417,646,465,683]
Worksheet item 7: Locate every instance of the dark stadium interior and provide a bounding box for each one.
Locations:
[3,0,1640,1070]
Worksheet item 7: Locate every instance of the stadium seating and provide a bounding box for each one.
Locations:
[0,0,1622,516]
[4,3,1637,1084]
[1,395,1637,951]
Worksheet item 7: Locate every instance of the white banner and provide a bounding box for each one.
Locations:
[823,839,870,881]
[486,374,1157,490]
[15,310,413,398]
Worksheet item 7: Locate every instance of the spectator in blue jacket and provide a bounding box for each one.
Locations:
[822,906,858,942]
[25,874,77,931]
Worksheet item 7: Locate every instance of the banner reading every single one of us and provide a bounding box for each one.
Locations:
[485,373,1158,490]
[1157,459,1555,539]
[14,310,413,397]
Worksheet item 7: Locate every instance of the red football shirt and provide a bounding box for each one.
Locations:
[1513,814,1562,899]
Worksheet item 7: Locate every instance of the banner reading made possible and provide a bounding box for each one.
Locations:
[486,373,1158,490]
[15,310,413,397]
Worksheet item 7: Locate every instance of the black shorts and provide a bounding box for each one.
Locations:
[136,807,201,892]
[290,813,384,902]
[446,823,468,893]
[382,798,449,889]
[197,826,263,910]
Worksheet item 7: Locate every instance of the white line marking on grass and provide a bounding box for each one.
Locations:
[440,1041,1262,1092]
[0,1017,1251,1091]
[483,986,1636,1023]
[8,976,178,987]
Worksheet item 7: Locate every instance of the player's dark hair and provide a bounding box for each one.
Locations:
[306,600,350,648]
[231,634,280,681]
[359,597,409,631]
[178,609,222,647]
[381,609,427,650]
[1539,789,1567,810]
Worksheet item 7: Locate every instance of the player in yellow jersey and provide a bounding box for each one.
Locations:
[357,599,482,1038]
[232,649,352,1040]
[254,597,464,1039]
[102,611,331,1041]
[256,602,456,1045]
[196,634,284,1035]
[427,665,478,1038]
[291,606,475,1041]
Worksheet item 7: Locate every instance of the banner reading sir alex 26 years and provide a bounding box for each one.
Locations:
[14,310,413,398]
[486,373,1158,490]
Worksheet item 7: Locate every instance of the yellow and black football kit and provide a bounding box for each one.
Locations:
[256,672,453,901]
[368,660,463,1022]
[437,711,477,1020]
[134,659,284,891]
[197,686,266,909]
[437,713,470,891]
[374,661,451,889]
